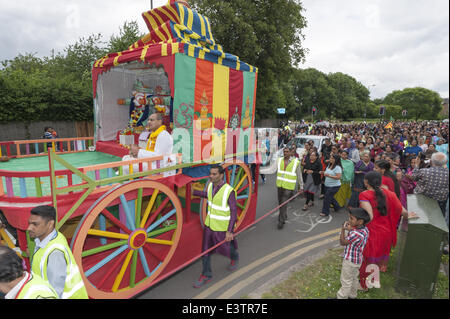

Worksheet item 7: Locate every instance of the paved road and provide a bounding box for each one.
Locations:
[137,173,348,299]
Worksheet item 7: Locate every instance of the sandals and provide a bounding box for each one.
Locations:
[302,204,308,211]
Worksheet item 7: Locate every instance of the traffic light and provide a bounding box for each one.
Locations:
[312,107,317,116]
[379,105,385,116]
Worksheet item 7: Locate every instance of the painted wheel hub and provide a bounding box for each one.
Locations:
[128,228,147,250]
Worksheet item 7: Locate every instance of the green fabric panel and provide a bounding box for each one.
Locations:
[240,71,256,162]
[172,54,197,163]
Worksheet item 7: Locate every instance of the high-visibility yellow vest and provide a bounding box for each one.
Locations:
[205,183,236,232]
[277,157,300,190]
[31,231,88,299]
[16,272,58,299]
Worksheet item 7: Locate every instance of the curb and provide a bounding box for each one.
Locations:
[247,242,341,299]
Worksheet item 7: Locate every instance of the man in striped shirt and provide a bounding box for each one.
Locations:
[337,207,370,299]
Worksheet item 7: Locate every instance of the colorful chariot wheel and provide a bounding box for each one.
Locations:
[71,179,182,299]
[200,161,253,231]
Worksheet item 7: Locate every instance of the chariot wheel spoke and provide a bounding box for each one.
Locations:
[72,180,183,299]
[112,250,134,292]
[87,229,129,240]
[143,196,171,230]
[139,189,159,229]
[100,208,132,234]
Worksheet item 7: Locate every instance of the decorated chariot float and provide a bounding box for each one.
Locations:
[0,0,261,298]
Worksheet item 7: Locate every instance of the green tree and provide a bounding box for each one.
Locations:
[291,68,337,119]
[383,87,442,120]
[108,21,144,53]
[1,53,45,73]
[326,72,369,120]
[189,0,308,120]
[45,33,107,85]
[381,104,403,120]
[0,20,147,124]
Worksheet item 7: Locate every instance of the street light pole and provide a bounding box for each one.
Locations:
[365,84,376,121]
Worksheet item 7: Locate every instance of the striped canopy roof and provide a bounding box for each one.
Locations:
[92,1,257,77]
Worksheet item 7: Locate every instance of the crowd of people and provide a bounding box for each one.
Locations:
[1,118,448,299]
[272,119,449,298]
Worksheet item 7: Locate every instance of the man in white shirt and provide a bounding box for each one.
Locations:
[123,112,174,174]
[135,112,173,158]
[27,205,88,299]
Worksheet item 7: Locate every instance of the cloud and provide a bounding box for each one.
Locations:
[301,0,449,98]
[0,0,160,60]
[0,0,448,99]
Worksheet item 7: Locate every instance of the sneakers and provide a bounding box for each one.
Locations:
[228,260,239,271]
[193,275,212,288]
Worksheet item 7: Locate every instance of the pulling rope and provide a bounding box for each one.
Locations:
[142,190,303,293]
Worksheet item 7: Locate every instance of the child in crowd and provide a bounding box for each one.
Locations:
[43,126,59,151]
[337,207,370,299]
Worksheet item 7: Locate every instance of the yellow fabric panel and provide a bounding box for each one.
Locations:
[161,43,168,56]
[211,64,229,161]
[171,42,179,54]
[140,45,150,61]
[113,52,122,66]
[188,44,196,57]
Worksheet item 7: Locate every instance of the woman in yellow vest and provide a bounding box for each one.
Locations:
[0,246,58,299]
[192,164,239,288]
[276,144,303,229]
[27,205,88,299]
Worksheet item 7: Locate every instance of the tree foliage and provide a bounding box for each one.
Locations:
[383,87,442,120]
[0,21,141,123]
[108,21,144,53]
[0,5,445,124]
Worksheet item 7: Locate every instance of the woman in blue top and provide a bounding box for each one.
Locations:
[403,139,423,168]
[320,154,343,217]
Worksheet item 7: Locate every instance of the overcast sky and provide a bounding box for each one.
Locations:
[0,0,448,99]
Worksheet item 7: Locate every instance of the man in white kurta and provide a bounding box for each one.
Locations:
[122,112,173,174]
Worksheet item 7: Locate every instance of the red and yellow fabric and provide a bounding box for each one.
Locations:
[172,54,257,163]
[226,69,244,157]
[193,59,214,161]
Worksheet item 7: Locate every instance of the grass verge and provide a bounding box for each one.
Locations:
[260,247,449,299]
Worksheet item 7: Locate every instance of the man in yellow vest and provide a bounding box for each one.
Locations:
[0,245,58,299]
[27,205,88,299]
[192,164,239,288]
[276,144,303,229]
